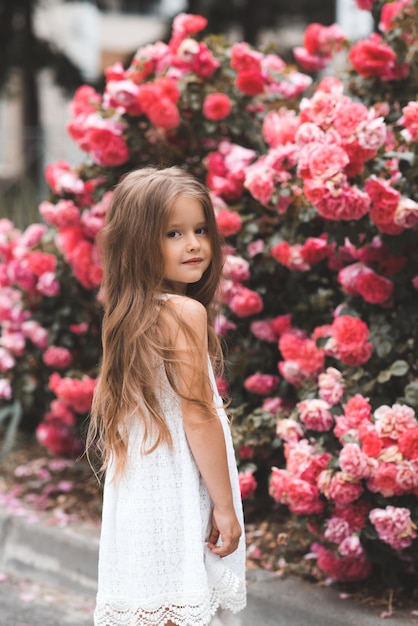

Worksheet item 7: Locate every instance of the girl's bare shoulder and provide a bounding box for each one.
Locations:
[165,295,207,326]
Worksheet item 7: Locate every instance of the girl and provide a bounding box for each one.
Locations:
[88,166,247,626]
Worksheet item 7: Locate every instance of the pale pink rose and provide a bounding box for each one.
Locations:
[247,239,265,258]
[105,80,142,115]
[334,102,369,138]
[295,122,325,146]
[317,469,333,498]
[20,224,47,248]
[1,331,25,356]
[0,378,12,399]
[239,469,257,500]
[338,535,364,558]
[272,71,312,99]
[276,418,304,442]
[307,143,349,181]
[278,359,304,387]
[250,320,277,343]
[214,314,236,336]
[328,472,364,504]
[339,443,371,480]
[0,347,15,371]
[222,255,250,282]
[45,160,85,195]
[394,197,418,228]
[21,320,48,349]
[300,84,344,127]
[36,272,60,297]
[263,397,286,414]
[262,109,300,148]
[318,367,345,405]
[297,398,333,431]
[220,141,257,173]
[324,517,351,544]
[369,506,417,550]
[374,403,417,439]
[245,166,275,206]
[244,373,279,395]
[396,461,418,493]
[357,116,386,151]
[269,466,289,503]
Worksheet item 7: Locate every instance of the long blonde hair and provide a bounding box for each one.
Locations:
[87,167,224,477]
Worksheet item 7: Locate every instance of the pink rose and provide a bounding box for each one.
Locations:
[398,427,418,460]
[374,403,417,440]
[215,209,242,236]
[203,93,232,121]
[287,477,324,514]
[245,166,275,206]
[228,285,263,317]
[324,517,351,544]
[0,378,12,399]
[239,469,257,500]
[367,462,400,497]
[269,467,289,503]
[43,346,73,369]
[222,255,250,282]
[315,545,372,582]
[244,373,279,395]
[328,472,363,504]
[250,320,277,343]
[339,443,371,480]
[39,200,81,229]
[262,109,300,148]
[36,419,80,458]
[400,101,418,141]
[369,506,417,550]
[276,418,304,443]
[297,398,334,432]
[318,367,345,405]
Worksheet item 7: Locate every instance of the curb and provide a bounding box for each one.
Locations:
[0,508,99,595]
[0,506,415,625]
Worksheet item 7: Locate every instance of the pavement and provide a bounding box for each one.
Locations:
[0,506,417,626]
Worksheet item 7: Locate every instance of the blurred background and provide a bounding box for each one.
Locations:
[0,0,372,227]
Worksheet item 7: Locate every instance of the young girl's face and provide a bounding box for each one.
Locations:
[162,194,212,294]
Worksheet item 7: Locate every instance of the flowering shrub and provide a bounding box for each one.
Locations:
[1,2,418,587]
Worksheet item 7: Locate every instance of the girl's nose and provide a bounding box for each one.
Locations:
[186,234,200,251]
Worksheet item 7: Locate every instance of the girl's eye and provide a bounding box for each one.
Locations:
[167,230,181,238]
[196,227,208,235]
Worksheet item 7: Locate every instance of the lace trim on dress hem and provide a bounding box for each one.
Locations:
[94,577,247,626]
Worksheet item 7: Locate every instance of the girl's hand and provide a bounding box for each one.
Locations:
[207,506,242,557]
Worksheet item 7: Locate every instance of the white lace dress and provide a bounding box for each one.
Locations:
[94,348,247,625]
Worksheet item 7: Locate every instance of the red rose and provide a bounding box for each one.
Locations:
[349,33,397,79]
[235,71,264,96]
[147,98,180,129]
[239,469,257,500]
[398,427,418,459]
[27,251,57,276]
[203,93,232,121]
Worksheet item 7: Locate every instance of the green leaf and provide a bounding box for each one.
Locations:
[390,360,409,377]
[0,400,23,460]
[404,382,418,409]
[377,369,392,384]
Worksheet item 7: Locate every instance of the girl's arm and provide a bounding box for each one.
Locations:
[165,296,242,558]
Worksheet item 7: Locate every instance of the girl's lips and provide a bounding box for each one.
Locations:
[183,258,203,264]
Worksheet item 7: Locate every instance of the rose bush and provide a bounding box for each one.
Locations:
[1,1,418,588]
